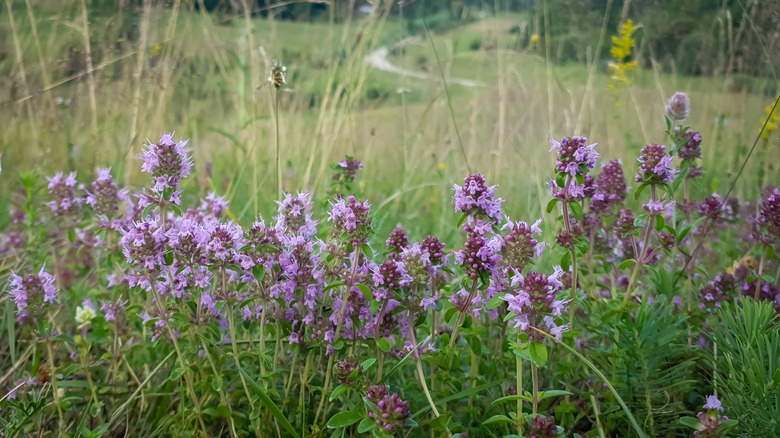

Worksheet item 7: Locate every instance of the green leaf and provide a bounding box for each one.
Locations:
[529,341,548,367]
[326,411,363,429]
[560,251,571,272]
[361,358,377,372]
[169,368,184,382]
[361,243,374,260]
[358,418,376,433]
[556,172,567,188]
[356,283,372,301]
[456,213,470,229]
[546,198,559,214]
[634,183,648,200]
[323,281,345,292]
[481,414,513,426]
[142,204,155,219]
[619,259,636,270]
[487,294,505,310]
[539,389,573,400]
[377,337,392,353]
[467,335,482,355]
[329,384,350,402]
[211,376,223,393]
[569,201,583,221]
[678,416,701,429]
[490,394,531,406]
[654,214,664,231]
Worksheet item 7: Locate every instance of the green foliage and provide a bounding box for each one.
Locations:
[586,297,696,436]
[712,301,780,435]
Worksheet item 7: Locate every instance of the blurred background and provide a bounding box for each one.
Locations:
[1,0,778,241]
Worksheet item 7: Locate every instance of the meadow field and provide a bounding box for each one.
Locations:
[1,1,779,437]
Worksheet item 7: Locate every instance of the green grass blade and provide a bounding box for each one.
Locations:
[205,336,300,438]
[108,351,175,427]
[411,381,500,419]
[531,327,647,438]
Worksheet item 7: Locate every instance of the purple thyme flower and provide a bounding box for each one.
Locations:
[678,131,702,160]
[643,199,674,216]
[365,386,411,432]
[549,136,600,177]
[372,258,412,301]
[334,156,362,183]
[385,224,409,254]
[328,195,372,246]
[636,143,676,184]
[703,394,723,412]
[453,219,501,279]
[757,186,780,238]
[276,192,317,238]
[85,168,120,217]
[666,92,690,121]
[46,171,82,217]
[502,267,568,340]
[452,174,504,223]
[198,193,229,219]
[400,243,431,288]
[101,298,128,322]
[527,415,558,438]
[120,219,166,271]
[139,132,192,196]
[421,235,446,266]
[9,266,58,322]
[590,160,627,213]
[493,218,543,271]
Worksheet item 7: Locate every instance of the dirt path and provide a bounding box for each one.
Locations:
[365,46,487,88]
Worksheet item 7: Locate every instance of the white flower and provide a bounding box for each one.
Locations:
[76,305,96,328]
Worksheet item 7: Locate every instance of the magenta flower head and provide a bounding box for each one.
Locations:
[385,224,409,254]
[334,156,362,183]
[372,258,412,301]
[421,235,446,266]
[365,385,411,432]
[590,160,627,213]
[636,143,675,184]
[692,394,731,437]
[495,218,543,271]
[756,186,780,239]
[139,132,192,196]
[453,219,501,279]
[678,131,702,160]
[46,171,82,217]
[85,168,121,217]
[549,136,599,177]
[527,415,558,438]
[502,267,569,340]
[665,92,690,121]
[275,192,317,238]
[9,266,58,322]
[453,174,504,223]
[328,195,373,247]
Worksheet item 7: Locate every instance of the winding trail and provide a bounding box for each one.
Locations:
[365,46,487,88]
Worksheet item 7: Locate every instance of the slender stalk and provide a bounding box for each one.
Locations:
[313,248,361,425]
[275,90,282,201]
[531,362,540,417]
[516,336,524,435]
[226,305,253,404]
[448,278,479,350]
[45,339,65,434]
[590,394,606,438]
[79,0,99,143]
[408,312,440,418]
[755,246,767,300]
[623,186,657,307]
[126,0,151,186]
